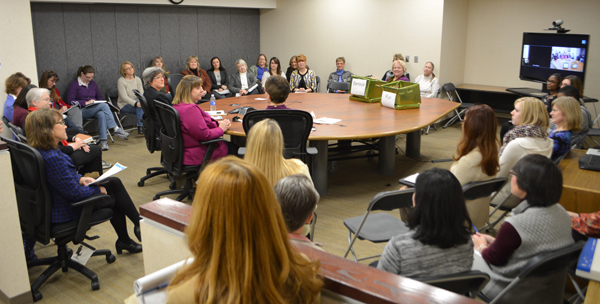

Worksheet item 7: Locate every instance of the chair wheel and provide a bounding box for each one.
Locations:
[138,180,144,187]
[106,254,116,263]
[67,248,73,257]
[169,183,176,190]
[153,196,160,200]
[91,280,100,290]
[32,290,43,302]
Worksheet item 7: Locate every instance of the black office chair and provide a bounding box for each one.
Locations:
[418,270,490,299]
[328,81,350,93]
[442,82,474,129]
[239,109,317,164]
[480,241,585,304]
[343,189,413,261]
[168,74,184,99]
[107,87,136,133]
[153,101,227,201]
[3,137,115,302]
[315,75,320,93]
[2,116,27,142]
[133,89,172,188]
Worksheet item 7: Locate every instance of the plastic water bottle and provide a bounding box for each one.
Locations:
[210,94,216,112]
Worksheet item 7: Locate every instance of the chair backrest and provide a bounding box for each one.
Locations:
[462,178,507,201]
[2,116,27,142]
[2,137,52,245]
[315,75,320,93]
[492,242,585,304]
[329,81,350,93]
[133,89,160,153]
[369,188,415,212]
[418,270,490,299]
[154,101,185,176]
[443,82,463,104]
[107,87,119,104]
[242,109,313,162]
[169,74,184,98]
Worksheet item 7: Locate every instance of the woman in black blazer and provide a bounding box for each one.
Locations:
[229,59,258,96]
[142,67,172,136]
[207,57,230,99]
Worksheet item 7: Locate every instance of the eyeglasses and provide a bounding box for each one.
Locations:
[153,75,163,80]
[509,170,516,176]
[55,120,66,126]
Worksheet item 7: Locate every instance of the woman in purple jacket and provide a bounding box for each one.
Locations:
[172,75,237,166]
[65,66,129,151]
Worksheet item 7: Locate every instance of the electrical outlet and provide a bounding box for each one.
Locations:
[405,55,410,62]
[414,56,419,63]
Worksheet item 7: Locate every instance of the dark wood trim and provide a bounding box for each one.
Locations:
[0,140,7,151]
[140,199,480,304]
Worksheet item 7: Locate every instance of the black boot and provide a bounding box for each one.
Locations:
[115,239,142,254]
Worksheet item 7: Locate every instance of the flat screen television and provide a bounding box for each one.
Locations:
[520,32,589,85]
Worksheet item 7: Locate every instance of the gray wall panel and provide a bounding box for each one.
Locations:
[138,6,161,70]
[90,5,119,95]
[196,8,216,70]
[31,3,69,94]
[115,5,141,75]
[212,9,233,72]
[179,7,200,69]
[159,7,182,73]
[62,5,94,88]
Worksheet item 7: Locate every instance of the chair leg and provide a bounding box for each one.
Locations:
[443,109,463,128]
[30,260,63,298]
[107,129,114,143]
[138,168,167,187]
[346,230,359,262]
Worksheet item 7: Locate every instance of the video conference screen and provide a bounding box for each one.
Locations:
[520,32,589,85]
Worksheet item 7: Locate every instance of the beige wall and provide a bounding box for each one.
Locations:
[0,0,38,139]
[464,0,600,98]
[439,0,469,88]
[31,0,276,9]
[260,0,445,89]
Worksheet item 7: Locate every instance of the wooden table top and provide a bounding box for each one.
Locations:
[199,93,459,141]
[558,149,600,195]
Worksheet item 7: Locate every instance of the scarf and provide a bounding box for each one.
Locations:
[500,124,548,155]
[336,69,345,82]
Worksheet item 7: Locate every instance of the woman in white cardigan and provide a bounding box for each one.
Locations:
[450,104,500,229]
[414,62,440,98]
[491,97,553,208]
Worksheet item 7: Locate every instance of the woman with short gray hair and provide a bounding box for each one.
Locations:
[142,67,172,137]
[229,59,258,96]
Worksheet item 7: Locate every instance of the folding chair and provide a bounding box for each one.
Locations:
[442,83,474,129]
[462,178,508,230]
[343,189,413,261]
[418,270,490,299]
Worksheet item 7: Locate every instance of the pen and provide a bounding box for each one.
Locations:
[141,282,169,295]
[472,224,480,233]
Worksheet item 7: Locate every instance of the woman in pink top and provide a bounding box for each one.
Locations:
[172,75,236,165]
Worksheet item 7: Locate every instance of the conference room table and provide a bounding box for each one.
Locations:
[199,93,459,195]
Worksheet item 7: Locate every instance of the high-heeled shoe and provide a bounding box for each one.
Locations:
[115,239,142,254]
[134,226,142,242]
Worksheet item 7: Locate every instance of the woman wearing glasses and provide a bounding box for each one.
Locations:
[542,73,563,113]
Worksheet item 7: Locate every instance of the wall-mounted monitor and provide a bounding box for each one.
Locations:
[520,32,589,85]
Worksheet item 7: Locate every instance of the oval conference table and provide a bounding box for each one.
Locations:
[199,93,460,195]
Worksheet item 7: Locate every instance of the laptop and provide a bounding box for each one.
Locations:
[579,149,600,172]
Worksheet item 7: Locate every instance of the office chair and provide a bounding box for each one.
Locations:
[343,189,413,261]
[418,270,490,299]
[238,109,318,164]
[315,75,320,93]
[168,74,184,99]
[2,116,27,142]
[132,89,173,189]
[480,242,585,304]
[442,82,474,129]
[152,101,227,201]
[3,137,115,302]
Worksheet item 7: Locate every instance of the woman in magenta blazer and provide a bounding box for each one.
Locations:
[172,75,237,165]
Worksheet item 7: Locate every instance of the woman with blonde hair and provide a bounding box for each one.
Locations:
[548,96,582,161]
[166,157,323,303]
[491,97,553,208]
[180,55,211,102]
[172,75,235,166]
[245,119,311,187]
[117,61,145,134]
[150,56,171,94]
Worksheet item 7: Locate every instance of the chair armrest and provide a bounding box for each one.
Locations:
[307,147,318,155]
[238,147,246,156]
[200,138,228,145]
[72,193,112,244]
[199,138,229,169]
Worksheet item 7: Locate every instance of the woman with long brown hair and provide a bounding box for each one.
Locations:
[451,104,500,229]
[166,157,322,303]
[39,70,85,133]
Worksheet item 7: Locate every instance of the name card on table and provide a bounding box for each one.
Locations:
[381,91,397,109]
[350,79,367,96]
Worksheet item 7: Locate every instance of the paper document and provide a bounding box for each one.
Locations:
[381,91,397,109]
[254,98,267,100]
[89,162,126,185]
[350,79,367,96]
[403,173,419,184]
[313,117,341,125]
[247,84,259,93]
[214,89,230,95]
[134,258,194,304]
[206,110,226,115]
[83,100,108,108]
[586,148,600,156]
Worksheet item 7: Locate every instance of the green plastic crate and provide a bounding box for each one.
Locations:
[380,80,421,110]
[348,75,387,103]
